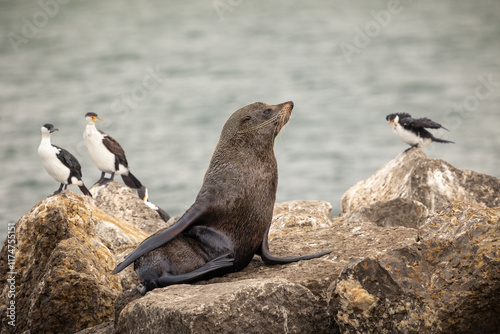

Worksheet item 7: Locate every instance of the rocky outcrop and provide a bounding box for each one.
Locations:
[1,150,499,333]
[111,199,418,333]
[343,197,428,229]
[92,181,168,234]
[341,148,500,214]
[0,184,160,334]
[329,202,500,333]
[117,278,327,334]
[91,182,172,291]
[0,192,121,334]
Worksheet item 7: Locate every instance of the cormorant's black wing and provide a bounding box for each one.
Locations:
[99,130,129,167]
[405,117,447,130]
[53,145,83,176]
[112,203,206,274]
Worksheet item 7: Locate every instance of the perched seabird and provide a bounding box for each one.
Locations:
[84,112,143,190]
[138,186,170,222]
[386,113,454,151]
[38,124,92,196]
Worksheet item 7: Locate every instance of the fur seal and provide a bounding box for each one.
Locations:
[113,101,331,294]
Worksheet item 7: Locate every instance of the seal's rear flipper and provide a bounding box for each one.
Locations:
[257,226,332,265]
[112,204,206,274]
[139,253,234,295]
[156,252,234,288]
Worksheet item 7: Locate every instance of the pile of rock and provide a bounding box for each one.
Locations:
[0,149,498,333]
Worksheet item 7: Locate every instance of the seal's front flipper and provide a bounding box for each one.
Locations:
[157,252,234,287]
[257,226,332,265]
[113,203,207,274]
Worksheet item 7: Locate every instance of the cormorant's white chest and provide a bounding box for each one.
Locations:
[84,125,116,173]
[392,123,431,148]
[38,138,70,184]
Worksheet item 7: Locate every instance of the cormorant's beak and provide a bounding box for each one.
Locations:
[388,120,394,124]
[50,128,59,133]
[93,116,104,123]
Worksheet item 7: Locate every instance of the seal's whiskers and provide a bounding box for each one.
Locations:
[239,114,280,134]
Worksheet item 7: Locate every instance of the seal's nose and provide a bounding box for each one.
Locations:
[285,101,294,108]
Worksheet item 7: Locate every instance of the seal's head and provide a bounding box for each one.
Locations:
[219,101,293,150]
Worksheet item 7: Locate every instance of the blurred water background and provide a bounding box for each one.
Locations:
[1,0,499,244]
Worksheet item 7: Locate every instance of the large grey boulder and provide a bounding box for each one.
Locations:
[91,181,168,234]
[329,202,500,334]
[113,200,418,333]
[117,278,328,334]
[0,183,162,334]
[341,149,500,215]
[343,197,428,229]
[0,192,124,334]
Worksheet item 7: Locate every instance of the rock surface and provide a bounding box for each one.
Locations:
[0,184,161,334]
[329,202,500,334]
[343,197,428,229]
[2,150,499,333]
[341,149,500,215]
[0,192,123,334]
[271,200,335,236]
[117,278,327,334]
[91,181,168,234]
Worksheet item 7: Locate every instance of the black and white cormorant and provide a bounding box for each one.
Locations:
[83,112,143,190]
[38,124,92,196]
[139,186,170,222]
[386,113,454,151]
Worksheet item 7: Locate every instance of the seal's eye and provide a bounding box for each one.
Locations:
[263,109,271,115]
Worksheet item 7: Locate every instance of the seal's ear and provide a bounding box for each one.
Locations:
[240,115,252,124]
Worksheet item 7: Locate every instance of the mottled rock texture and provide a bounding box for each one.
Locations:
[3,151,500,334]
[341,149,500,214]
[91,181,173,292]
[331,203,500,332]
[91,181,168,234]
[0,192,123,334]
[113,200,418,333]
[0,184,162,334]
[343,197,428,229]
[117,278,327,334]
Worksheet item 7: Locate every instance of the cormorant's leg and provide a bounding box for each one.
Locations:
[404,144,418,153]
[63,184,68,190]
[257,226,332,265]
[52,183,65,196]
[109,172,115,181]
[156,252,234,287]
[97,172,107,184]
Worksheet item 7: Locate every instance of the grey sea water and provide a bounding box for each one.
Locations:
[1,0,499,244]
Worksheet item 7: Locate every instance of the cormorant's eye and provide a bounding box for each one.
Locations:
[263,109,271,115]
